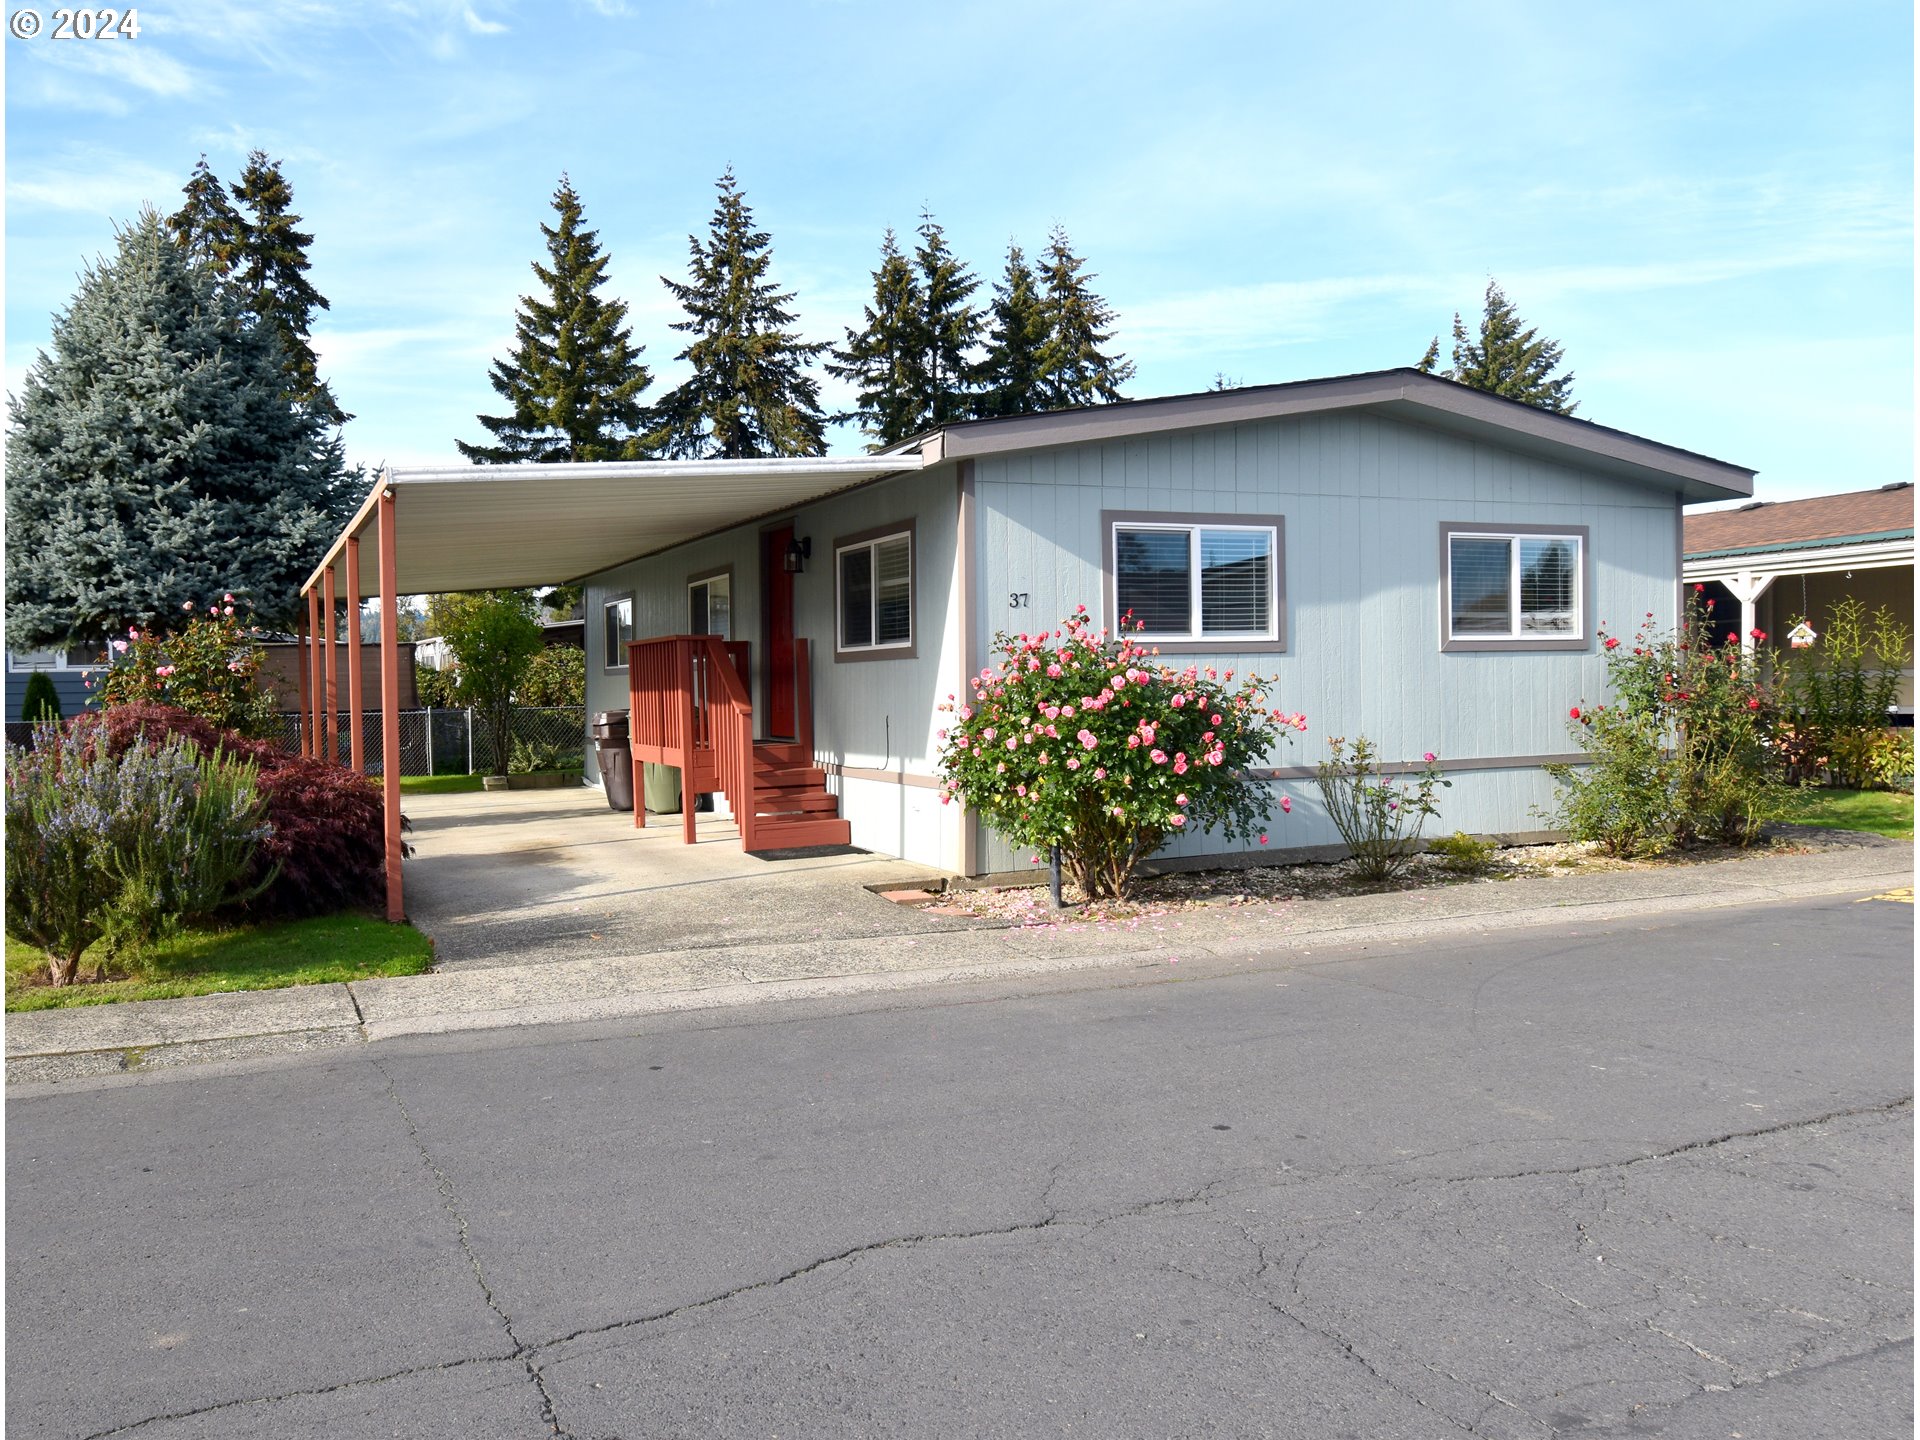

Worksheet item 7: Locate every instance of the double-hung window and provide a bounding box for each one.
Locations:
[1105,512,1285,651]
[602,595,633,670]
[688,572,731,638]
[1440,524,1588,651]
[835,525,913,659]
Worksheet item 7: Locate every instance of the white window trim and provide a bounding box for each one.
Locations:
[7,648,104,672]
[602,595,633,672]
[1440,526,1588,650]
[835,529,914,657]
[1110,520,1281,645]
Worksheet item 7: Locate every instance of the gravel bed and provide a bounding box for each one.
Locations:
[944,832,1852,928]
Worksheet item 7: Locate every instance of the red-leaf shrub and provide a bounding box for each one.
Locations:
[69,703,407,918]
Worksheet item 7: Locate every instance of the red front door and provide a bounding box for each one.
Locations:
[762,524,797,739]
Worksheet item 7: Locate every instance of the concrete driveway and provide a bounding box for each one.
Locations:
[401,784,965,971]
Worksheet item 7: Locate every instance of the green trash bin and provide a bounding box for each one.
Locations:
[642,761,682,815]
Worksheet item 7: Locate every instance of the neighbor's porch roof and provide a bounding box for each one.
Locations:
[303,455,924,597]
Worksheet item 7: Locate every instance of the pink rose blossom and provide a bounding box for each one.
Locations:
[1170,814,1186,827]
[1280,796,1292,814]
[1259,833,1269,845]
[1149,749,1167,765]
[1078,730,1098,750]
[1093,767,1107,780]
[1423,752,1436,763]
[1066,757,1081,770]
[111,639,128,653]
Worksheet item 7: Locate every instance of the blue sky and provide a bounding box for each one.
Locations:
[6,0,1912,501]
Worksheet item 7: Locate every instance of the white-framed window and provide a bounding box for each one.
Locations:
[835,528,913,658]
[8,646,103,671]
[602,595,633,670]
[1110,518,1281,645]
[688,574,731,638]
[1443,528,1585,646]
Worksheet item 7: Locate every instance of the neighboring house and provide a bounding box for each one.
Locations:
[540,616,586,650]
[414,636,454,670]
[568,368,1751,874]
[4,645,105,722]
[1685,482,1914,720]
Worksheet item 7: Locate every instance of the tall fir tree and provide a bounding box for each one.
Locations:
[828,229,930,449]
[648,169,828,459]
[975,241,1049,419]
[167,155,242,276]
[228,151,349,425]
[912,211,983,427]
[6,209,347,645]
[458,177,652,464]
[1035,226,1134,409]
[1416,279,1577,414]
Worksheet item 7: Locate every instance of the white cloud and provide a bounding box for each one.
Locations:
[7,154,183,217]
[461,5,508,34]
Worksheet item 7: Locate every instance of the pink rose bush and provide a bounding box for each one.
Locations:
[1314,737,1451,883]
[96,594,274,737]
[936,609,1305,899]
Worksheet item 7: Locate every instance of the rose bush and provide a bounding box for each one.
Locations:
[936,609,1304,899]
[94,594,274,737]
[1548,599,1786,854]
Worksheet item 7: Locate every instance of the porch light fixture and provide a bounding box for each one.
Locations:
[783,536,812,574]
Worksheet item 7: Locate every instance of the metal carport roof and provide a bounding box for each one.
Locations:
[305,454,924,597]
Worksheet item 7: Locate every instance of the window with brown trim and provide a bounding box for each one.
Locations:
[602,595,633,670]
[1439,523,1590,653]
[1104,512,1286,651]
[835,527,913,658]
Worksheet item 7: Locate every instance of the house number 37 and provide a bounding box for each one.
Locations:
[1008,592,1030,609]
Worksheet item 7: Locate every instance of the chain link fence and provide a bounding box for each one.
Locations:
[11,707,587,778]
[265,706,586,776]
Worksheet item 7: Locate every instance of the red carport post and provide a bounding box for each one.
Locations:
[322,564,339,763]
[307,587,324,758]
[378,486,404,923]
[295,602,312,757]
[345,535,365,773]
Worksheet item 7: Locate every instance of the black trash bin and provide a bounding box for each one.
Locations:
[591,709,633,812]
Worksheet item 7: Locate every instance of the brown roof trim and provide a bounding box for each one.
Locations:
[893,369,1754,503]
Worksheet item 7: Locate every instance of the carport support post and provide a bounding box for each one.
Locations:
[295,605,311,757]
[322,565,339,763]
[345,537,365,773]
[1724,569,1775,658]
[378,487,404,923]
[307,588,324,759]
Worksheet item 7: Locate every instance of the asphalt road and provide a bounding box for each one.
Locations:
[8,891,1912,1440]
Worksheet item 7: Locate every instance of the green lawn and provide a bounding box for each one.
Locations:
[6,913,433,1012]
[1779,787,1914,841]
[398,771,580,794]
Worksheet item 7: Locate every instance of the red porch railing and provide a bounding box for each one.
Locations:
[628,636,759,847]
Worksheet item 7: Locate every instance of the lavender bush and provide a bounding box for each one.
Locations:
[5,726,272,985]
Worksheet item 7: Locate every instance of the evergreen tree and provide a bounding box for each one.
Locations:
[975,242,1050,419]
[167,155,242,276]
[912,211,983,427]
[1035,226,1134,409]
[828,230,930,449]
[6,209,346,647]
[1416,279,1578,414]
[457,177,652,464]
[228,150,349,425]
[648,169,828,459]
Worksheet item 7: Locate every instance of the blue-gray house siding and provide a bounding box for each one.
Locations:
[577,371,1749,875]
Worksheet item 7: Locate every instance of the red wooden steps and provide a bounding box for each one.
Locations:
[746,742,850,849]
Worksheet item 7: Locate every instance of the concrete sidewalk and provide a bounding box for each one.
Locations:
[7,837,1911,1085]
